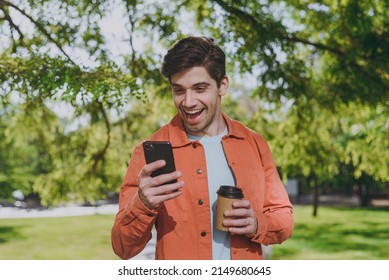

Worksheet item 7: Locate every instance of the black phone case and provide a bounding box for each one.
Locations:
[143,141,177,183]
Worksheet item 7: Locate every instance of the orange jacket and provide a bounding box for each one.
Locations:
[111,113,293,260]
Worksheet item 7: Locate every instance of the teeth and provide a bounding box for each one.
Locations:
[184,109,202,115]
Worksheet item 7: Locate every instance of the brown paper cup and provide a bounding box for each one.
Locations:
[216,196,240,231]
[215,186,244,232]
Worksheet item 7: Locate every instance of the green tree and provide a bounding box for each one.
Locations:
[191,0,388,105]
[1,0,387,207]
[0,0,147,204]
[0,101,59,202]
[193,0,388,214]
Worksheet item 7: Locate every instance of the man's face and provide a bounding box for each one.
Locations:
[171,66,228,137]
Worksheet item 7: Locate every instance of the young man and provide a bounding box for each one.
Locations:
[111,36,293,260]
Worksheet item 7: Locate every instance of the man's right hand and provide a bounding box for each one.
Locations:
[138,160,184,210]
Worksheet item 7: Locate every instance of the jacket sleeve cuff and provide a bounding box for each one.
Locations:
[250,212,269,244]
[120,193,158,226]
[250,210,294,245]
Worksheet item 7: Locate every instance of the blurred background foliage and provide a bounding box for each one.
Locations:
[0,0,387,208]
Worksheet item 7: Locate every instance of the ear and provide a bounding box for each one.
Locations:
[218,75,229,97]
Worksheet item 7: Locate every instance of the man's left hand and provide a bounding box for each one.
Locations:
[223,200,258,238]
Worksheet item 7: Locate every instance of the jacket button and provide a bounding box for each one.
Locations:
[201,231,206,237]
[198,199,204,205]
[196,169,202,174]
[192,143,197,148]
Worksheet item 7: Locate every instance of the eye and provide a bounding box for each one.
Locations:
[173,88,185,95]
[195,86,207,93]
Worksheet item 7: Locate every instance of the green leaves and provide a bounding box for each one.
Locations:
[338,103,389,181]
[1,0,387,204]
[0,54,141,110]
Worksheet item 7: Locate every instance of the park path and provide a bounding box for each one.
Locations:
[0,204,118,219]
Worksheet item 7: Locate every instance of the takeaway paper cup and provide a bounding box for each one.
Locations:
[216,186,244,232]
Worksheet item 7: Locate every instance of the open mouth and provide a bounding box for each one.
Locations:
[183,108,204,121]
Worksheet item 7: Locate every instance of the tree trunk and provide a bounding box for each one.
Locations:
[312,175,319,217]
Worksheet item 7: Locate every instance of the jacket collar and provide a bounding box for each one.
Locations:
[167,112,246,147]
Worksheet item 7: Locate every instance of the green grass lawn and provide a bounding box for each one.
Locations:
[0,206,388,260]
[272,206,389,260]
[0,214,120,260]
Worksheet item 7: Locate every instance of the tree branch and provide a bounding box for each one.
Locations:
[0,5,24,42]
[212,0,388,92]
[125,3,137,72]
[0,0,76,65]
[212,0,345,56]
[287,35,344,56]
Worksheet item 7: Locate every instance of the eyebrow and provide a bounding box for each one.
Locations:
[171,82,211,87]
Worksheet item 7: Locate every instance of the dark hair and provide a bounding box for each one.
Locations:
[161,36,226,87]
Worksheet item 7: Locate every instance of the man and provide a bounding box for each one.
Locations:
[111,36,293,260]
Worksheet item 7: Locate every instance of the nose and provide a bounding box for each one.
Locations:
[183,91,196,107]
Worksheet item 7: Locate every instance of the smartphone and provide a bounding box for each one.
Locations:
[143,141,177,184]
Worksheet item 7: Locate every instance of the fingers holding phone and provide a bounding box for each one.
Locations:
[139,159,183,192]
[138,142,184,210]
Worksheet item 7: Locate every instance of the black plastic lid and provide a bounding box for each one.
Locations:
[217,185,244,199]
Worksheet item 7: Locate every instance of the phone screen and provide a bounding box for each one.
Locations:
[143,141,177,183]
